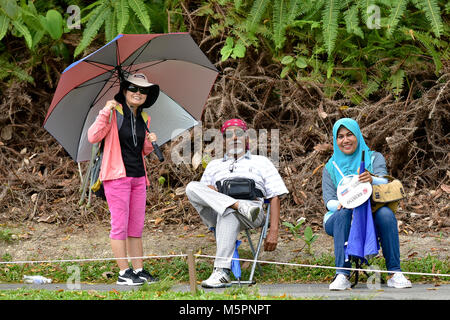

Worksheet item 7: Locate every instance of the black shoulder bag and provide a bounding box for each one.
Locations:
[216,178,263,200]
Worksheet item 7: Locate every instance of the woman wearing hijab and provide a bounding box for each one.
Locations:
[88,73,160,286]
[322,118,411,290]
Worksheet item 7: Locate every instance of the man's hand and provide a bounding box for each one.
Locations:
[264,229,278,251]
[263,196,280,252]
[207,185,217,191]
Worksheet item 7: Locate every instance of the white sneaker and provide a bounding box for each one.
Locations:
[201,268,231,288]
[329,274,351,291]
[387,272,412,288]
[237,201,260,222]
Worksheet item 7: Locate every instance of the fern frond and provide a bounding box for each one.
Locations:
[412,29,443,73]
[311,0,326,12]
[0,56,34,83]
[386,0,407,37]
[358,0,376,25]
[79,1,103,24]
[344,5,363,38]
[11,20,33,49]
[104,7,116,42]
[234,0,244,11]
[322,0,340,55]
[0,15,9,41]
[287,0,305,24]
[9,66,34,83]
[128,0,151,32]
[74,3,108,57]
[363,79,380,98]
[273,0,289,49]
[209,23,224,38]
[115,0,129,35]
[413,0,444,38]
[245,0,270,34]
[390,68,405,96]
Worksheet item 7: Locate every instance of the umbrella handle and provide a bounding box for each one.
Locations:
[360,150,365,174]
[144,122,164,162]
[152,142,165,162]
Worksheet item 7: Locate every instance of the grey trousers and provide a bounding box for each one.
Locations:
[186,181,265,269]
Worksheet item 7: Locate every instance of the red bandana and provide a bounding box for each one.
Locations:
[220,119,248,133]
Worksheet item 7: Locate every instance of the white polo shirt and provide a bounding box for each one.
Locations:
[200,151,289,199]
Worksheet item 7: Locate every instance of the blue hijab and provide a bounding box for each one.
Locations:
[325,118,374,187]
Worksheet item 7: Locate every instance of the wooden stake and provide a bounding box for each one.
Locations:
[187,249,197,294]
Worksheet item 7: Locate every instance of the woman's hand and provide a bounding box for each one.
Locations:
[146,132,157,143]
[104,100,118,111]
[358,170,373,184]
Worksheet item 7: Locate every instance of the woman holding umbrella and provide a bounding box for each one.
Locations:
[322,118,411,290]
[88,73,160,286]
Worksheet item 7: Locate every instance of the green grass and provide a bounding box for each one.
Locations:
[0,251,448,300]
[0,279,297,300]
[1,252,448,285]
[0,228,15,243]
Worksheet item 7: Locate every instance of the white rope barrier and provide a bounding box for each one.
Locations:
[0,254,187,265]
[0,253,448,278]
[195,254,450,278]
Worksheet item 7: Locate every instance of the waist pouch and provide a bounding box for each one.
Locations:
[371,175,406,213]
[216,178,263,200]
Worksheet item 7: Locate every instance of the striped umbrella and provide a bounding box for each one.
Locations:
[44,33,218,162]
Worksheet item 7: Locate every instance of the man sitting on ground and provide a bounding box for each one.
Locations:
[186,119,289,288]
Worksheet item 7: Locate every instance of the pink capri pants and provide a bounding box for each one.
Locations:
[103,176,147,240]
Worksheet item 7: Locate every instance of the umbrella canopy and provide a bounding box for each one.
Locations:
[345,152,380,264]
[44,33,218,162]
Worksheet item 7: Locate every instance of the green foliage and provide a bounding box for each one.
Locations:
[158,176,166,186]
[245,0,270,34]
[386,0,408,37]
[220,36,246,61]
[40,9,63,40]
[273,0,303,49]
[0,1,182,84]
[344,4,364,39]
[0,0,69,84]
[413,0,444,37]
[0,0,447,102]
[280,54,308,77]
[282,218,305,236]
[322,0,340,56]
[389,69,406,96]
[0,227,15,243]
[128,0,151,31]
[74,1,110,57]
[0,53,34,84]
[0,0,66,49]
[303,226,318,247]
[272,0,288,50]
[203,0,448,99]
[74,0,176,57]
[282,218,319,255]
